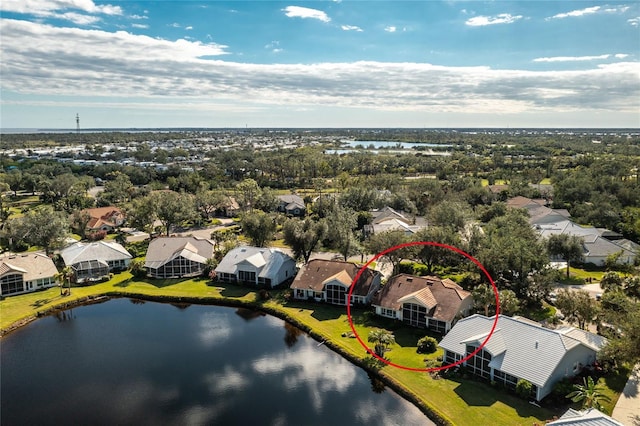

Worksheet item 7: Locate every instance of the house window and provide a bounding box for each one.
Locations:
[427,318,447,334]
[444,350,462,365]
[402,303,427,328]
[325,284,347,305]
[1,273,26,295]
[238,270,256,283]
[381,308,395,318]
[493,370,519,389]
[465,345,492,379]
[295,289,305,298]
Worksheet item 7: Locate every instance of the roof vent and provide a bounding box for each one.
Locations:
[535,341,539,349]
[406,277,413,282]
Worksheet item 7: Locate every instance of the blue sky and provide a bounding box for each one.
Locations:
[1,1,638,129]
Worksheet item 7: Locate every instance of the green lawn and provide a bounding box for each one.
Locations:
[1,275,585,426]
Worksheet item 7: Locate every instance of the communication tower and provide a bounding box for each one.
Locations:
[76,113,80,132]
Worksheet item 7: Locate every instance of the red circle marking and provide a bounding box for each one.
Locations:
[346,241,500,372]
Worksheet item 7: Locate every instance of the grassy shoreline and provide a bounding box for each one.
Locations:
[1,273,557,425]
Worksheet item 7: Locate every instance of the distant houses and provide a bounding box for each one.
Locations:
[508,196,638,266]
[215,246,297,288]
[372,274,473,333]
[60,241,132,284]
[81,206,125,233]
[364,206,427,236]
[290,259,382,305]
[277,194,306,217]
[145,236,214,279]
[439,314,607,401]
[0,252,58,296]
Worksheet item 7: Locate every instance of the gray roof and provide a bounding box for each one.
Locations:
[0,252,58,281]
[278,194,305,206]
[215,246,295,279]
[439,315,607,388]
[60,241,132,266]
[145,236,214,269]
[547,408,624,426]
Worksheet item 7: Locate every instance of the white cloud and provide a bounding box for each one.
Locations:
[341,25,363,32]
[384,26,396,32]
[1,0,122,16]
[0,0,122,25]
[465,13,523,26]
[131,23,148,29]
[548,5,630,20]
[282,6,330,23]
[1,19,638,121]
[185,26,193,30]
[533,54,611,62]
[628,17,640,27]
[252,342,356,412]
[615,53,629,59]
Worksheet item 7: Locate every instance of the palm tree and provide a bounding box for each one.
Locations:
[367,329,395,359]
[566,376,611,411]
[55,266,74,296]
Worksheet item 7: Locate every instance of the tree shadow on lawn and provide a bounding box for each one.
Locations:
[450,377,554,418]
[218,283,254,298]
[283,300,344,321]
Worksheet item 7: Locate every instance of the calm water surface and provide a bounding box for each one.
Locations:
[1,298,432,425]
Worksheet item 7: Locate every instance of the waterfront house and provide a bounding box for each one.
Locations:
[60,241,132,283]
[290,259,382,305]
[0,252,58,296]
[439,314,607,401]
[145,236,214,279]
[372,274,472,333]
[215,246,297,288]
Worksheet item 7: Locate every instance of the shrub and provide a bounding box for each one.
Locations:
[416,336,438,354]
[87,230,107,241]
[516,379,533,399]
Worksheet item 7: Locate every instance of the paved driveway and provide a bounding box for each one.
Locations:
[612,364,640,426]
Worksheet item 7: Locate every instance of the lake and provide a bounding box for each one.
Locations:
[1,298,433,425]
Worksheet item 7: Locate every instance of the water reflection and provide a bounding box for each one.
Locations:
[368,372,387,394]
[1,299,433,426]
[284,321,304,348]
[235,307,265,321]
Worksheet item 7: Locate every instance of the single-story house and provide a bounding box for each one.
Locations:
[215,246,297,288]
[439,314,608,401]
[0,252,58,296]
[547,408,623,426]
[364,206,427,236]
[537,220,637,266]
[60,241,132,283]
[277,194,306,217]
[82,206,126,232]
[290,259,382,305]
[372,274,473,333]
[145,236,214,279]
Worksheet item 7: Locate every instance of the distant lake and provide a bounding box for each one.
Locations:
[341,140,453,149]
[1,299,432,425]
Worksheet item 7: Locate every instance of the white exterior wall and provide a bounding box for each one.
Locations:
[538,345,597,401]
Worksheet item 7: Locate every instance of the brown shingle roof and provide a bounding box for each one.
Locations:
[290,259,379,296]
[374,274,472,323]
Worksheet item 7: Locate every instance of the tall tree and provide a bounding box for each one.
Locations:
[555,289,599,330]
[282,218,328,263]
[366,230,411,275]
[325,205,359,261]
[498,289,520,316]
[235,179,260,213]
[4,206,69,254]
[547,234,584,279]
[412,226,462,273]
[476,210,548,300]
[472,283,496,316]
[55,265,74,296]
[151,191,196,236]
[241,210,277,247]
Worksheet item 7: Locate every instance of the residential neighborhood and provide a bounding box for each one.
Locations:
[1,128,639,426]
